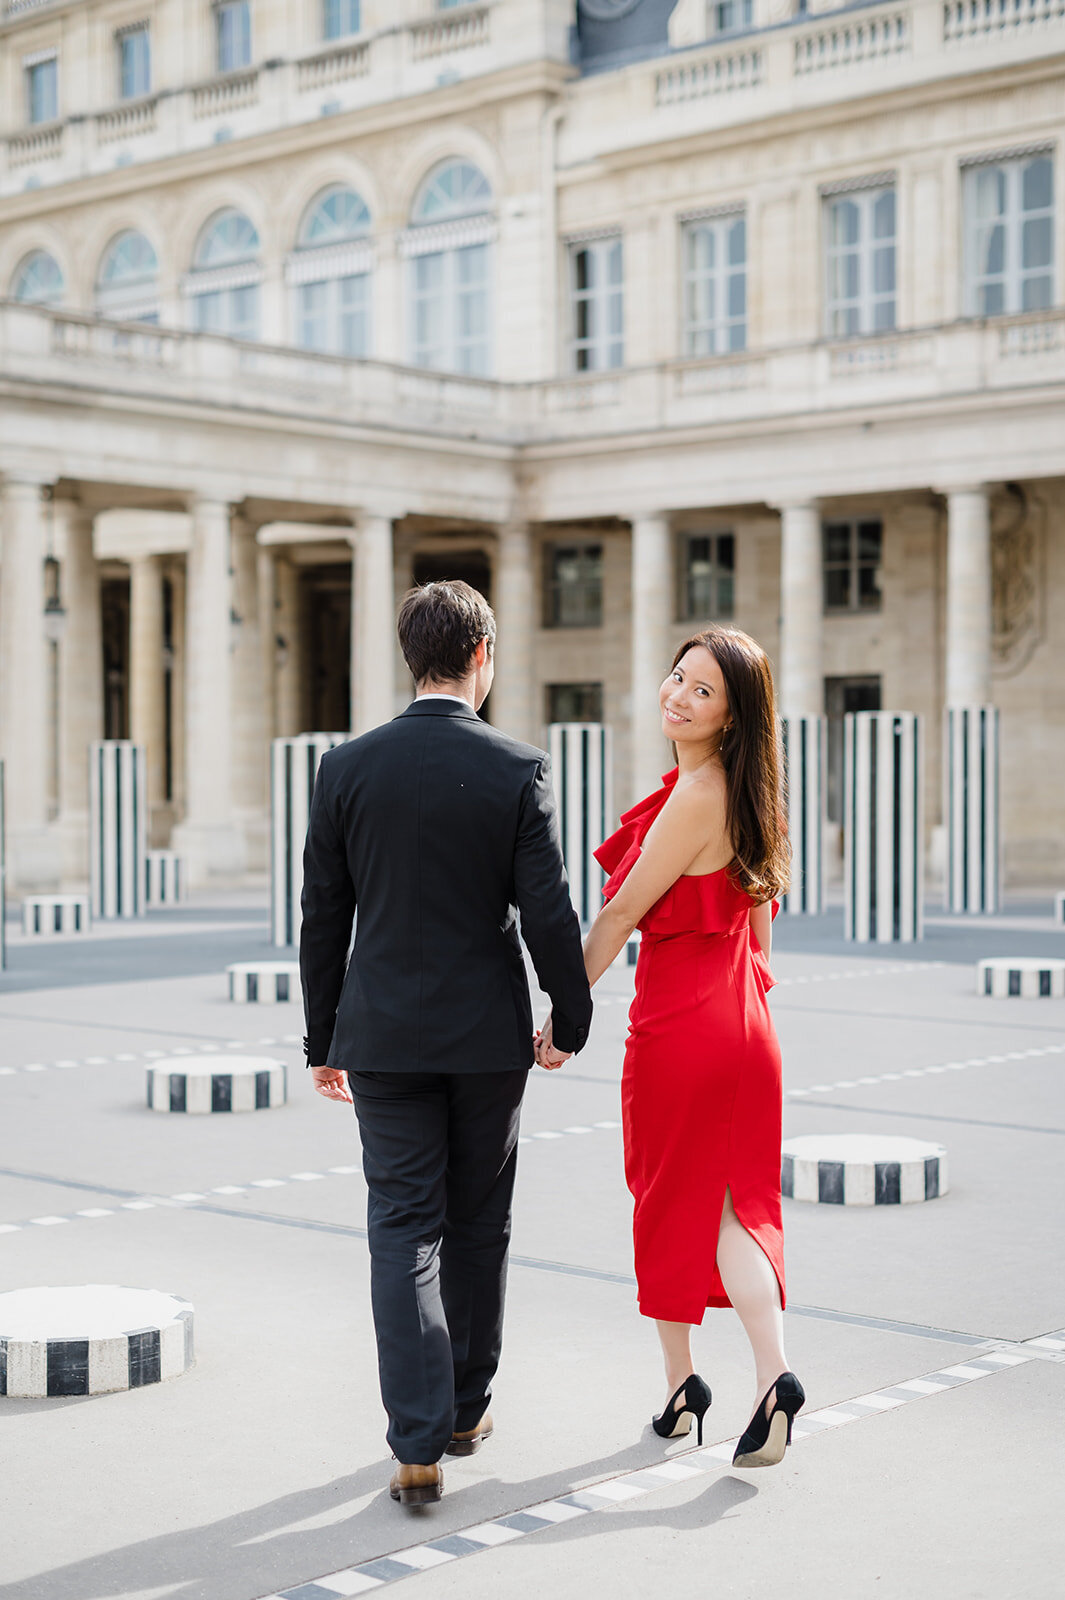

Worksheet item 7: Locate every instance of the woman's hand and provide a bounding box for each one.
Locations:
[534,1014,570,1071]
[310,1066,353,1104]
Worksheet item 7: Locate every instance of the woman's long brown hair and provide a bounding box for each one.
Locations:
[671,626,790,904]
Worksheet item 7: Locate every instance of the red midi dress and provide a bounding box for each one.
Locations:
[594,768,786,1325]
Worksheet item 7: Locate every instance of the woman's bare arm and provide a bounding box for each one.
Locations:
[750,897,773,964]
[581,779,721,987]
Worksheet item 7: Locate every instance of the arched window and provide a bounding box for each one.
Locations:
[289,187,372,356]
[96,231,160,324]
[406,159,494,375]
[185,209,261,340]
[11,250,64,306]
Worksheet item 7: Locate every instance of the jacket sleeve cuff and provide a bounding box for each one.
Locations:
[304,1032,335,1068]
[550,1016,588,1055]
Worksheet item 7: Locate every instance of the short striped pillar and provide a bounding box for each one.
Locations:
[945,706,1000,913]
[780,715,826,914]
[90,741,147,920]
[0,1285,194,1397]
[271,734,349,949]
[782,1135,948,1206]
[978,958,1065,999]
[844,712,923,944]
[145,851,187,906]
[547,723,613,927]
[22,894,91,935]
[147,1054,287,1113]
[227,961,299,1003]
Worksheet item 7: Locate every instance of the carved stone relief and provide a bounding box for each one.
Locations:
[991,483,1045,677]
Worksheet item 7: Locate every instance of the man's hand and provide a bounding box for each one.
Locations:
[311,1066,353,1104]
[534,1014,571,1072]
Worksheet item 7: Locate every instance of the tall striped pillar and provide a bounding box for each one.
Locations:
[844,712,923,944]
[90,741,147,920]
[271,733,349,948]
[945,706,999,914]
[547,723,613,927]
[780,715,826,915]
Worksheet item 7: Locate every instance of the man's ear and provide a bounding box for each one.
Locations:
[474,636,488,668]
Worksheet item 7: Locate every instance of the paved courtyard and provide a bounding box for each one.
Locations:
[1,894,1063,1600]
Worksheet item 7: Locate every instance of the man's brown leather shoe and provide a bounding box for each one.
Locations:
[445,1412,493,1457]
[389,1462,443,1506]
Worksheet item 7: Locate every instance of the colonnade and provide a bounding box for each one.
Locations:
[0,476,1003,898]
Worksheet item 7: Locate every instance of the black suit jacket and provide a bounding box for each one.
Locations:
[300,699,593,1073]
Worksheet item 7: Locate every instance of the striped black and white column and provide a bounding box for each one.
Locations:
[22,895,91,935]
[271,734,349,948]
[780,715,826,915]
[945,706,1000,913]
[89,740,147,920]
[547,723,613,927]
[844,711,923,943]
[0,1285,194,1397]
[145,850,186,906]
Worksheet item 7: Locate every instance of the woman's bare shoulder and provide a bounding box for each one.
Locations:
[660,766,727,834]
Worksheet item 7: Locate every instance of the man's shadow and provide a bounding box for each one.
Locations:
[0,1435,758,1600]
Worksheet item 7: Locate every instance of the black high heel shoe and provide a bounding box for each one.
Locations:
[652,1374,712,1445]
[732,1371,805,1467]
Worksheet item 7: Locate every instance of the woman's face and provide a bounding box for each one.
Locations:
[659,645,730,746]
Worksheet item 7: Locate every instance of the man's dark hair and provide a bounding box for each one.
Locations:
[397,580,497,685]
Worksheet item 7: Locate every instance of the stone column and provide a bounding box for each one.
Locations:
[777,501,822,716]
[170,498,244,882]
[943,485,998,911]
[630,513,674,800]
[129,555,166,843]
[230,520,268,868]
[0,476,55,888]
[351,514,396,735]
[274,555,301,736]
[944,486,992,708]
[58,507,103,881]
[776,502,827,912]
[492,521,536,743]
[256,546,277,748]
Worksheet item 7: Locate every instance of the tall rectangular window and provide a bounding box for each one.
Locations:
[964,153,1054,316]
[824,186,896,337]
[547,683,604,724]
[570,237,623,372]
[26,56,58,124]
[118,26,151,99]
[683,214,746,355]
[412,244,490,376]
[680,534,735,621]
[714,0,753,31]
[217,1,252,72]
[544,544,603,629]
[324,0,360,37]
[823,519,882,613]
[298,274,370,357]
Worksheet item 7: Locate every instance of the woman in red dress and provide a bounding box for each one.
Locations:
[539,625,804,1467]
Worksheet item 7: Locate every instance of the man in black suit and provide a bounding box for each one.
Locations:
[300,579,592,1506]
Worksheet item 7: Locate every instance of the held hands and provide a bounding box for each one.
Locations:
[310,1066,354,1104]
[534,1013,571,1071]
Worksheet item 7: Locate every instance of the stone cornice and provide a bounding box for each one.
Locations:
[0,56,572,223]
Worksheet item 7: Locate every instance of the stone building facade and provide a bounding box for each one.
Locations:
[0,0,1061,891]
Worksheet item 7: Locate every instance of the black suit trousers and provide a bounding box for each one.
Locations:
[349,1068,528,1464]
